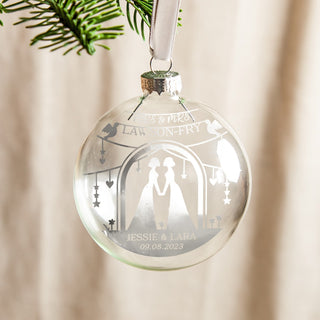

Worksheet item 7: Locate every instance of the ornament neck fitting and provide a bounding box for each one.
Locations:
[141,71,182,96]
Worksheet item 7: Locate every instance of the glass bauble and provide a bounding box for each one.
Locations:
[74,71,251,270]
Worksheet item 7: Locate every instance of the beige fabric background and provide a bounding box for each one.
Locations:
[1,0,320,319]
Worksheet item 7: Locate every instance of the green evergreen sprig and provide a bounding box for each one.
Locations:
[124,0,152,40]
[0,2,5,26]
[123,0,181,40]
[0,0,176,55]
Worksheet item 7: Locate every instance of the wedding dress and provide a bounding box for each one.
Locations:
[165,168,195,231]
[129,168,158,230]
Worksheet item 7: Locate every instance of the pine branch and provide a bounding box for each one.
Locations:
[123,0,152,40]
[0,2,5,26]
[0,0,182,54]
[123,0,182,41]
[1,0,125,54]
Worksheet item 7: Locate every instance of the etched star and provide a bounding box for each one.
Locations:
[224,181,230,187]
[224,198,231,205]
[94,193,99,198]
[94,185,99,190]
[93,201,100,207]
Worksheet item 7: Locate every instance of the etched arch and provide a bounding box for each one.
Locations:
[116,140,207,231]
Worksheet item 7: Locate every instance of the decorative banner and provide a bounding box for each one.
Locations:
[121,120,207,138]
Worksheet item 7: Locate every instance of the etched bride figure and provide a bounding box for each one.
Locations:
[161,157,195,231]
[129,157,161,230]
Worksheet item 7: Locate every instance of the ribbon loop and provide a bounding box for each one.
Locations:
[149,0,181,61]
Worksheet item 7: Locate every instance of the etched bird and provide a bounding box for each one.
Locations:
[102,122,119,139]
[206,120,223,135]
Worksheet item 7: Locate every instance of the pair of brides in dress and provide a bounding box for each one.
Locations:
[129,157,195,232]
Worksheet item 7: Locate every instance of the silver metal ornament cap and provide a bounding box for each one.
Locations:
[141,71,182,95]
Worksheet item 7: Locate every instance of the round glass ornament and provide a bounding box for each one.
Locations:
[74,71,251,270]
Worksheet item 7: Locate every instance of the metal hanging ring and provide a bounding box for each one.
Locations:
[150,57,173,74]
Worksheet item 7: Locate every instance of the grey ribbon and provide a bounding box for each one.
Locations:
[149,0,181,61]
